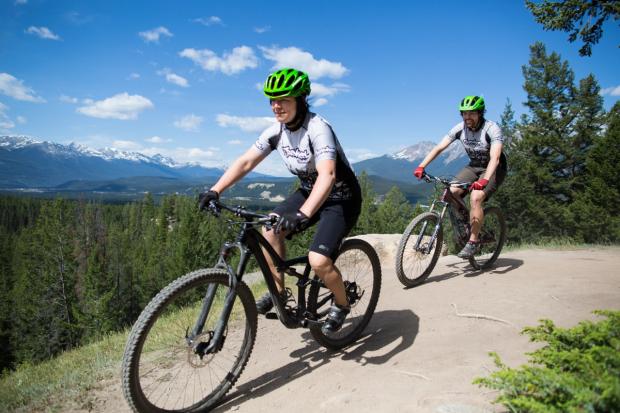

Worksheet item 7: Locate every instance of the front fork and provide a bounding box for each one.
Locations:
[188,240,251,356]
[413,201,448,255]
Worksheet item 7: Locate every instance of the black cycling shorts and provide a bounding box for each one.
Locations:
[273,186,361,260]
[455,162,507,200]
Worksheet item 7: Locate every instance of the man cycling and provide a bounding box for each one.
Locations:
[199,68,362,334]
[414,95,507,258]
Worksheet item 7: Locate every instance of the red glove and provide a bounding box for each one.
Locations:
[470,178,489,191]
[413,166,425,180]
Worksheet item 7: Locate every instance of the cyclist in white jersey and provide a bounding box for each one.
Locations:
[413,95,507,258]
[199,68,361,334]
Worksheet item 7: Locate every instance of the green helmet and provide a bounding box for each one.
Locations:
[459,95,485,112]
[263,68,311,99]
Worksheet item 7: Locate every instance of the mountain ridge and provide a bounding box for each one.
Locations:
[0,135,469,202]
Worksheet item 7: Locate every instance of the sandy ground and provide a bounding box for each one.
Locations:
[84,235,620,413]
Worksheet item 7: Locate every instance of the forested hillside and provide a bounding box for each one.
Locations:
[1,42,619,375]
[0,173,418,373]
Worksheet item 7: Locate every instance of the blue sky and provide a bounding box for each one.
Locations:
[1,0,619,176]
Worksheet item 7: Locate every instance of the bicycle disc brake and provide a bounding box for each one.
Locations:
[344,281,363,306]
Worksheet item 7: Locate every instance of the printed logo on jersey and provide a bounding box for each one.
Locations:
[282,145,311,162]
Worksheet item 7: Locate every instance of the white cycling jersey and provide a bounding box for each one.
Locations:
[253,112,357,200]
[444,119,505,167]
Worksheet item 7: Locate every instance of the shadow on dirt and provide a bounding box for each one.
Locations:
[400,257,525,290]
[213,309,419,411]
[463,257,524,277]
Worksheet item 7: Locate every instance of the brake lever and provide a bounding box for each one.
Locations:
[264,215,279,232]
[207,200,221,217]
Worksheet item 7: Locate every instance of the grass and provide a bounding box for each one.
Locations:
[0,331,127,413]
[502,239,618,252]
[0,278,270,413]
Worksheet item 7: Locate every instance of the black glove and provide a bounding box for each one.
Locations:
[198,190,219,211]
[275,210,309,234]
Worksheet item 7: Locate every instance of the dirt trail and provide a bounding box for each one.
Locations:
[85,237,620,413]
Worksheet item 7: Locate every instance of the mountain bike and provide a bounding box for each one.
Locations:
[395,172,506,287]
[121,199,381,413]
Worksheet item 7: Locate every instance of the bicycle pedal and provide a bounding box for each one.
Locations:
[264,312,278,320]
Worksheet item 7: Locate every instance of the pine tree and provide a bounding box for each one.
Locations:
[526,0,620,56]
[352,171,378,235]
[11,199,81,363]
[572,101,620,242]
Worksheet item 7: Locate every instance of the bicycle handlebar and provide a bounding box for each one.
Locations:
[206,199,277,225]
[422,172,471,190]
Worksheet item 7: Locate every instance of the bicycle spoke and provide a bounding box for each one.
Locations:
[123,271,257,412]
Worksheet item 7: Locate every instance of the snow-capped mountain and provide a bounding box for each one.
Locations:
[1,135,469,190]
[0,135,230,188]
[1,136,181,164]
[391,140,466,164]
[352,140,468,183]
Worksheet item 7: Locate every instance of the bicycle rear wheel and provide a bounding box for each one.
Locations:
[395,212,443,287]
[308,238,381,350]
[122,269,257,413]
[469,206,506,270]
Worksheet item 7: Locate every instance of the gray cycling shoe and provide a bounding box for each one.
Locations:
[321,304,351,334]
[457,241,481,259]
[255,292,274,315]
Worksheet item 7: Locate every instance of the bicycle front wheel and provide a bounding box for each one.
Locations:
[122,269,257,413]
[308,238,381,350]
[395,212,443,287]
[469,206,506,270]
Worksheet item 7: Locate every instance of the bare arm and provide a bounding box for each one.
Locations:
[419,136,453,168]
[298,159,336,218]
[210,147,267,194]
[482,143,503,180]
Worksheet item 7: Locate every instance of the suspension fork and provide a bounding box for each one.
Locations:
[190,228,253,354]
[414,200,448,254]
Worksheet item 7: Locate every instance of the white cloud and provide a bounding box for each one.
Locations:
[254,26,271,34]
[346,148,380,163]
[0,73,45,102]
[128,73,140,80]
[174,114,203,131]
[601,85,620,96]
[59,94,79,103]
[216,114,275,133]
[145,135,172,143]
[141,146,221,166]
[309,82,350,106]
[0,120,14,130]
[139,26,173,43]
[260,46,349,79]
[112,140,141,150]
[0,102,15,130]
[157,68,189,87]
[25,26,61,40]
[15,0,28,5]
[166,73,188,87]
[193,16,223,26]
[311,82,350,97]
[77,92,154,120]
[313,98,328,107]
[228,139,243,145]
[16,115,26,124]
[180,46,258,75]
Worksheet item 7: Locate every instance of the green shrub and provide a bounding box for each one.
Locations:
[474,310,620,413]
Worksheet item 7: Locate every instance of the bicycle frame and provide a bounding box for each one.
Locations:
[413,174,470,254]
[191,204,325,355]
